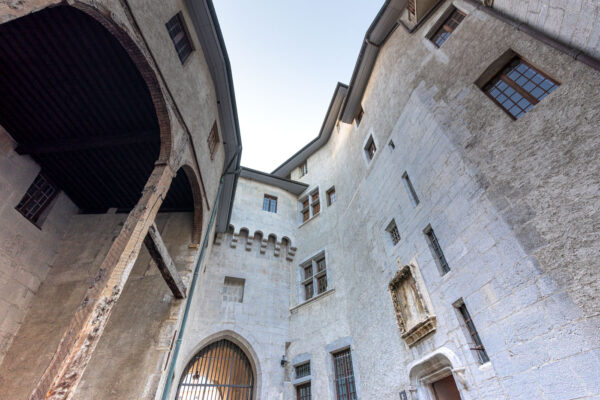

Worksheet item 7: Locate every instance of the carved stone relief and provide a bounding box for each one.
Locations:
[389,263,436,346]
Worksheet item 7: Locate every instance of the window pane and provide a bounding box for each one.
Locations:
[305,282,314,300]
[317,275,327,294]
[304,265,313,280]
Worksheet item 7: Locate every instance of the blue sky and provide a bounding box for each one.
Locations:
[212,1,383,172]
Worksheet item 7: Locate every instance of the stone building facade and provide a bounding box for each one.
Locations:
[0,0,598,399]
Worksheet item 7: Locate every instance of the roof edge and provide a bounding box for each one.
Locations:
[240,167,308,195]
[271,82,348,177]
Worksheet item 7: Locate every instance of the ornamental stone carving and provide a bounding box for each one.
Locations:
[389,263,436,346]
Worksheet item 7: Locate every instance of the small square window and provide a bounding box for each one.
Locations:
[364,136,376,161]
[207,122,220,159]
[166,13,194,64]
[263,194,277,213]
[326,187,336,206]
[295,362,311,378]
[482,56,559,120]
[16,173,58,226]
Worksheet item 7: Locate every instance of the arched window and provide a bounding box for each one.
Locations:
[176,339,254,400]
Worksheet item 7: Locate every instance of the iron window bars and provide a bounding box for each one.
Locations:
[425,226,450,274]
[333,349,357,400]
[207,122,220,159]
[166,12,194,64]
[458,303,490,363]
[15,173,57,225]
[295,362,311,379]
[296,382,312,400]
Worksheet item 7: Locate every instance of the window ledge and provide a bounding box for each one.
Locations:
[292,375,311,386]
[290,288,335,312]
[298,212,321,228]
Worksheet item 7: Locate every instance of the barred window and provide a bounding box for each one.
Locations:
[484,57,559,119]
[166,12,193,64]
[296,382,311,400]
[424,225,450,274]
[16,173,57,225]
[333,349,357,400]
[430,8,466,48]
[386,220,401,246]
[263,194,277,213]
[457,302,489,363]
[300,189,320,223]
[295,362,311,379]
[301,254,327,301]
[402,171,420,206]
[208,122,220,159]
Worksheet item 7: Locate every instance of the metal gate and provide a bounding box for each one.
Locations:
[176,339,254,400]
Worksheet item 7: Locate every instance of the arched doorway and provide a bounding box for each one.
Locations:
[176,339,254,400]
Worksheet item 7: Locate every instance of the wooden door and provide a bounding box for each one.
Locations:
[431,375,462,400]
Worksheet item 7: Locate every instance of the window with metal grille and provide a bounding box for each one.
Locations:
[299,161,308,177]
[301,254,327,301]
[295,362,311,379]
[424,225,450,274]
[166,12,193,64]
[364,136,376,161]
[326,186,336,206]
[300,189,320,223]
[296,382,312,400]
[333,349,357,400]
[263,194,277,213]
[15,173,57,226]
[386,220,401,246]
[429,8,466,48]
[483,57,559,120]
[457,302,489,364]
[402,171,420,206]
[207,122,219,159]
[355,106,364,127]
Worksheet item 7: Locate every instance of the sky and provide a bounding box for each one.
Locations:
[212,1,383,173]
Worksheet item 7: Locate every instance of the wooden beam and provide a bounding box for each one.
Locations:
[144,223,187,299]
[30,164,174,400]
[15,131,158,155]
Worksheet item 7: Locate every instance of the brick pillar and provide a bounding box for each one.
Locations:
[30,164,174,400]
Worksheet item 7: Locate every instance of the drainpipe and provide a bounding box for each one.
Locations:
[160,147,241,400]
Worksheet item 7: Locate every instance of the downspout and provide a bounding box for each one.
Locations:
[160,146,241,400]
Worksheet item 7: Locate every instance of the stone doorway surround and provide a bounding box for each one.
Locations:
[407,347,469,400]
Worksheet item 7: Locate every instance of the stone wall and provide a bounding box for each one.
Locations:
[284,0,600,399]
[490,0,600,58]
[0,126,78,366]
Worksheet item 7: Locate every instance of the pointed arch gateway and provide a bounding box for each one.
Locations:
[176,339,254,400]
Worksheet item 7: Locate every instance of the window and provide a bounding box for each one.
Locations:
[424,225,450,274]
[222,277,245,303]
[386,220,401,245]
[166,12,193,64]
[483,57,559,119]
[263,194,277,213]
[296,382,311,400]
[16,173,57,226]
[299,161,308,177]
[326,187,336,206]
[457,302,489,363]
[364,136,376,161]
[429,8,466,48]
[301,254,327,301]
[388,140,395,150]
[295,362,311,379]
[402,171,420,206]
[355,106,364,127]
[208,122,219,159]
[333,349,357,400]
[300,189,320,223]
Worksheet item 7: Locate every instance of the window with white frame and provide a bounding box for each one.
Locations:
[299,188,320,223]
[301,253,327,301]
[299,161,308,177]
